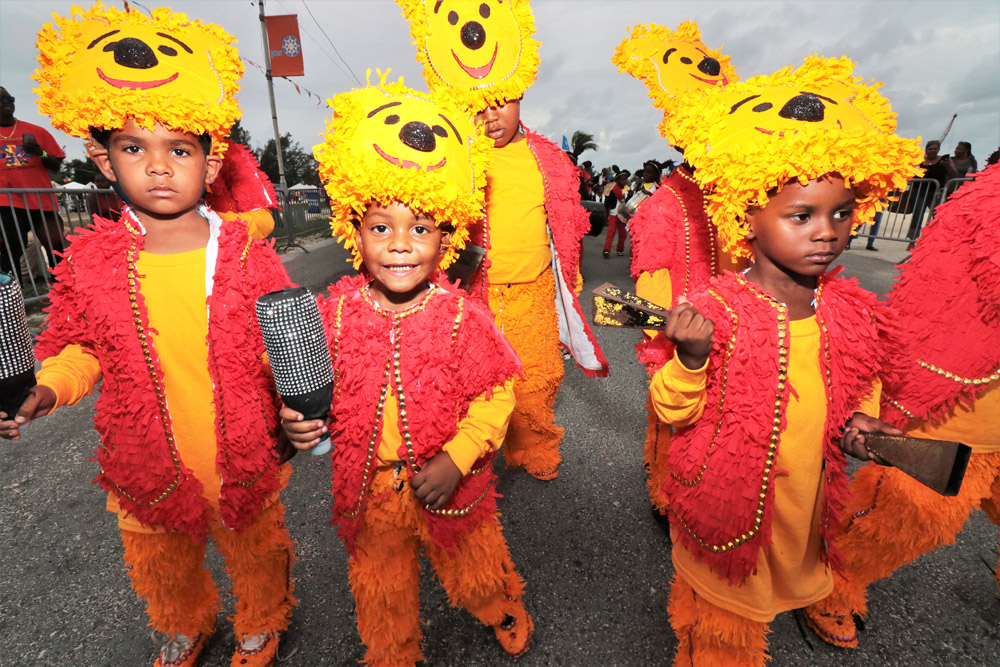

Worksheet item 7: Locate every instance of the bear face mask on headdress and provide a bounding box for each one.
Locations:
[612,22,738,143]
[396,0,540,112]
[662,55,924,259]
[314,75,492,270]
[34,2,242,154]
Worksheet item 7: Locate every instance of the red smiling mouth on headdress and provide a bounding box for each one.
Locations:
[373,144,446,171]
[689,73,729,86]
[754,119,843,136]
[98,68,179,89]
[451,43,498,79]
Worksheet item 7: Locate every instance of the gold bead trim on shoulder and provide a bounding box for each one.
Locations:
[916,360,1000,387]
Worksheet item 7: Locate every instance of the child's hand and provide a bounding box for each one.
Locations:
[0,385,57,441]
[279,405,327,451]
[411,452,463,511]
[274,430,299,464]
[664,296,714,371]
[840,413,902,463]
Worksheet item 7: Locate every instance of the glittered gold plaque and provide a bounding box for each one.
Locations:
[592,283,669,330]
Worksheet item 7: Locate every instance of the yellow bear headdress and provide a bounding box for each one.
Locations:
[34,2,243,155]
[612,22,738,142]
[663,55,924,259]
[396,0,540,112]
[313,74,492,270]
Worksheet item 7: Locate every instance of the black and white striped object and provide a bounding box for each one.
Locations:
[0,273,37,419]
[256,287,334,455]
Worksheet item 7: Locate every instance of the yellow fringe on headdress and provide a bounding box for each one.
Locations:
[663,56,924,259]
[396,0,540,112]
[612,21,737,142]
[34,2,243,155]
[313,73,492,270]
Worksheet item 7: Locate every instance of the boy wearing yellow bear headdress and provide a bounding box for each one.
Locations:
[282,77,532,665]
[1,5,296,666]
[612,21,746,529]
[397,0,608,482]
[646,56,922,665]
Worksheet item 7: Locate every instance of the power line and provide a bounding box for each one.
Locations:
[298,0,363,86]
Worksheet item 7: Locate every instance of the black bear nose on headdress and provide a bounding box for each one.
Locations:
[113,37,159,69]
[461,22,486,50]
[399,121,437,152]
[698,57,721,77]
[778,94,826,122]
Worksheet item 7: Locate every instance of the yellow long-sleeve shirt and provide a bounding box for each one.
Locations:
[377,380,516,474]
[37,248,288,534]
[904,382,1000,454]
[651,316,880,622]
[485,139,551,285]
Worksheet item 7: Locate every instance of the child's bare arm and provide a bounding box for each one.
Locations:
[279,405,327,451]
[840,412,901,463]
[0,385,57,441]
[411,452,463,511]
[664,296,714,370]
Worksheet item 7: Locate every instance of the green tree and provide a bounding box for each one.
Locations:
[257,133,321,188]
[570,130,598,158]
[229,119,253,148]
[58,157,98,185]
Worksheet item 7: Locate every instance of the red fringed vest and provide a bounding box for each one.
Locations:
[660,272,882,584]
[630,166,720,371]
[878,164,1000,427]
[464,128,609,377]
[319,276,521,556]
[35,207,291,540]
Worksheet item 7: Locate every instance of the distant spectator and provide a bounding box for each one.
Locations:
[951,141,977,177]
[0,86,66,282]
[906,139,955,249]
[602,170,630,258]
[987,147,1000,167]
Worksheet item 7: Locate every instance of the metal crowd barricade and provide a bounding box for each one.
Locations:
[271,187,331,253]
[1,186,119,305]
[851,176,974,247]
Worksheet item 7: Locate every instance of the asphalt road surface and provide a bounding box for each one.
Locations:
[2,234,996,666]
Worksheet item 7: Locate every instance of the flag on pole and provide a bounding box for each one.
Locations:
[562,135,571,151]
[938,114,957,144]
[265,14,305,77]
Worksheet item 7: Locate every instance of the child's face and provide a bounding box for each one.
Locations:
[745,174,855,278]
[356,201,449,311]
[475,98,522,147]
[90,119,221,220]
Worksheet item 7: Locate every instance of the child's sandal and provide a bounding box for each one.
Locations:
[231,631,280,667]
[493,602,533,658]
[154,631,213,667]
[803,604,858,648]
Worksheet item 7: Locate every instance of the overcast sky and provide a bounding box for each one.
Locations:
[2,0,998,177]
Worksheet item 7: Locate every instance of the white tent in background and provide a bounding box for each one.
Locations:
[61,181,93,190]
[288,183,313,191]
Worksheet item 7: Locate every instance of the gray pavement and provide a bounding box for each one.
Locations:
[2,234,997,666]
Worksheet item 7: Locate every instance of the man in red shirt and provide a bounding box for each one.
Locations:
[1,86,66,282]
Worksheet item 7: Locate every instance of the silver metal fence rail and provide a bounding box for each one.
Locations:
[271,187,330,253]
[851,176,973,246]
[1,187,120,305]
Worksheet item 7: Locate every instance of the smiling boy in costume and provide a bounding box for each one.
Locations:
[647,56,923,665]
[281,76,532,666]
[804,162,1000,649]
[0,5,295,666]
[396,0,608,481]
[612,21,746,530]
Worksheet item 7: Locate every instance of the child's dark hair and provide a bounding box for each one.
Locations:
[89,126,213,155]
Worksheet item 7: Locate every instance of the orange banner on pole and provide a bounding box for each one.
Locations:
[265,14,304,77]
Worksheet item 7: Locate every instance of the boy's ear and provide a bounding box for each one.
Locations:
[89,146,118,183]
[203,154,224,186]
[743,211,758,241]
[438,230,452,256]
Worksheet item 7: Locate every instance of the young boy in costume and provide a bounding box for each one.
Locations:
[282,77,532,666]
[0,6,295,666]
[804,162,1000,648]
[647,56,923,665]
[396,0,608,481]
[612,21,746,528]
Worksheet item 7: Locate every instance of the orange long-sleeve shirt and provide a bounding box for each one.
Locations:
[651,316,880,622]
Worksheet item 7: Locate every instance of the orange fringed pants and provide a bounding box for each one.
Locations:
[667,575,770,667]
[488,268,565,477]
[810,452,1000,621]
[348,466,526,667]
[120,500,295,639]
[644,395,672,509]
